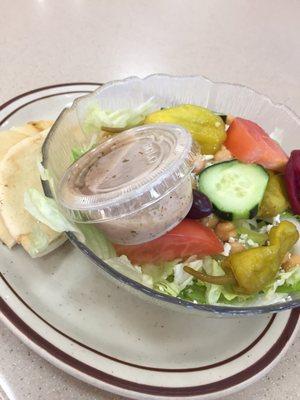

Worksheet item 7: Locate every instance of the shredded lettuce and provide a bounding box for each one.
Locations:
[107,255,153,287]
[151,259,203,297]
[141,261,177,283]
[277,281,300,293]
[83,97,158,134]
[71,134,99,162]
[178,259,300,306]
[174,259,203,291]
[281,211,300,221]
[24,188,76,233]
[27,232,67,258]
[234,219,267,246]
[105,252,299,305]
[178,282,206,303]
[265,266,300,295]
[25,225,53,257]
[236,226,268,246]
[154,281,180,296]
[202,257,227,304]
[24,188,116,260]
[78,224,116,260]
[24,188,299,303]
[175,257,251,305]
[71,146,91,162]
[178,257,238,305]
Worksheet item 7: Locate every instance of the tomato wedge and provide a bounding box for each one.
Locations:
[225,118,288,172]
[114,219,223,264]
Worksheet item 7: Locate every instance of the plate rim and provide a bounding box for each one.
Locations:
[1,296,299,399]
[0,271,280,373]
[0,82,299,400]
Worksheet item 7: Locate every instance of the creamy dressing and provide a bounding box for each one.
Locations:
[58,124,196,245]
[97,177,193,244]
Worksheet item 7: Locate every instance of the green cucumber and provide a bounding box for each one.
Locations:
[197,160,269,220]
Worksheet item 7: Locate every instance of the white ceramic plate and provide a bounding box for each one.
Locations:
[0,83,299,400]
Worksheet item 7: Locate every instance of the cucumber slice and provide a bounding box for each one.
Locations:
[198,160,269,220]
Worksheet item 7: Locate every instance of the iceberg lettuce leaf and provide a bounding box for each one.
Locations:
[83,97,158,134]
[24,188,76,232]
[107,255,153,287]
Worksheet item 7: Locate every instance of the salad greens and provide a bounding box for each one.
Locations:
[235,225,268,246]
[71,145,93,163]
[71,134,99,162]
[70,98,158,162]
[24,188,76,233]
[108,252,300,306]
[78,224,116,260]
[265,266,300,295]
[179,283,206,304]
[24,188,115,260]
[24,188,300,305]
[83,97,157,134]
[107,255,153,287]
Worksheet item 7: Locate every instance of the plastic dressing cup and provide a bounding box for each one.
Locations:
[57,124,197,245]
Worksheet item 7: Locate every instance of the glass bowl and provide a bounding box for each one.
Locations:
[42,74,300,316]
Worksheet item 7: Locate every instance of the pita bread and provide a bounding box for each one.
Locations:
[0,121,54,248]
[0,129,61,255]
[0,129,31,247]
[12,120,53,136]
[0,219,15,248]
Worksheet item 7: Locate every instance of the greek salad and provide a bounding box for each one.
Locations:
[82,103,300,306]
[1,100,299,308]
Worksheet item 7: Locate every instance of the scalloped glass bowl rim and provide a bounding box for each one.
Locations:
[43,74,300,316]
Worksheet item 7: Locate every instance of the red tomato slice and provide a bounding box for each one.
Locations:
[225,118,288,171]
[114,219,223,264]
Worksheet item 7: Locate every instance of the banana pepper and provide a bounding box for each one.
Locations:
[144,105,226,154]
[184,221,299,294]
[223,221,299,293]
[258,172,290,218]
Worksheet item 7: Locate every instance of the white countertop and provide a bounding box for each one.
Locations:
[0,0,299,399]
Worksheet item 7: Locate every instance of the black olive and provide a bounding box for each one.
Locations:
[187,189,213,219]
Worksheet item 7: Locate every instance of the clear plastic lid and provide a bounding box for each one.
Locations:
[57,124,197,222]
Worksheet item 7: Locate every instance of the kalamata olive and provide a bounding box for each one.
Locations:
[187,190,213,219]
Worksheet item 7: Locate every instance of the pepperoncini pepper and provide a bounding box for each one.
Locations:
[144,105,226,154]
[223,221,299,294]
[258,172,290,218]
[268,220,299,260]
[185,221,299,294]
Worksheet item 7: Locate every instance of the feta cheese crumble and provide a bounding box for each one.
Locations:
[222,242,232,256]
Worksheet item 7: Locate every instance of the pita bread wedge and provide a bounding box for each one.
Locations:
[0,121,53,247]
[0,128,32,247]
[0,129,29,156]
[13,120,53,136]
[28,120,53,131]
[0,219,15,248]
[0,129,62,256]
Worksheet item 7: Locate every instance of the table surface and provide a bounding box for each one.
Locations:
[0,0,299,399]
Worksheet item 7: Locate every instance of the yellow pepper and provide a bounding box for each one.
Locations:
[144,105,226,154]
[268,220,299,260]
[222,221,299,294]
[258,172,290,218]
